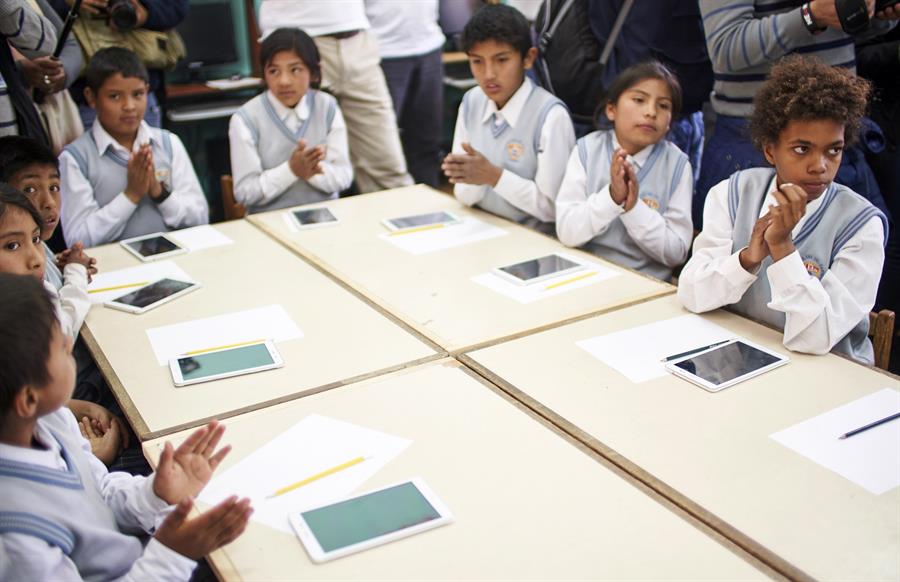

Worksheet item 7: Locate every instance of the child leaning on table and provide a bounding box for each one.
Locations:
[677,56,887,365]
[0,273,252,580]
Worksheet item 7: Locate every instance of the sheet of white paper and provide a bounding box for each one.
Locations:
[87,261,193,305]
[167,225,234,252]
[471,253,621,304]
[380,218,507,255]
[145,304,303,365]
[576,314,734,383]
[770,388,900,495]
[198,414,412,533]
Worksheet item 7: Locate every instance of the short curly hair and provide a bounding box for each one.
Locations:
[749,55,870,150]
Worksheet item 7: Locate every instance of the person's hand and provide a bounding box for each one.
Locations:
[78,415,124,466]
[125,145,153,203]
[153,420,231,505]
[58,242,99,281]
[441,143,503,186]
[622,157,639,212]
[764,183,808,260]
[810,0,875,29]
[739,214,773,272]
[876,2,900,19]
[19,57,66,94]
[288,140,326,180]
[609,149,629,205]
[154,496,252,560]
[66,0,106,15]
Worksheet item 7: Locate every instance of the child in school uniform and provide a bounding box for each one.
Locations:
[0,271,252,579]
[229,28,352,214]
[60,47,208,247]
[441,4,575,234]
[678,56,887,365]
[556,61,693,281]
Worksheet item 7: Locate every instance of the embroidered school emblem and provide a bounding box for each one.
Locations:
[155,168,171,183]
[803,258,823,279]
[641,195,660,211]
[506,141,525,162]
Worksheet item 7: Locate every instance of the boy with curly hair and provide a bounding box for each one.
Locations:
[678,56,887,365]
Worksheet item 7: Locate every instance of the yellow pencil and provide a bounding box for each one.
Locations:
[183,338,266,356]
[389,223,446,236]
[544,270,598,291]
[266,456,367,499]
[88,281,149,294]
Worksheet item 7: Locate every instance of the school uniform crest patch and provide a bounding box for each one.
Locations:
[803,257,824,279]
[641,195,660,211]
[506,141,525,162]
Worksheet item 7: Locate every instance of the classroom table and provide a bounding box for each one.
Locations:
[143,359,770,581]
[248,185,673,353]
[460,295,900,581]
[82,220,440,440]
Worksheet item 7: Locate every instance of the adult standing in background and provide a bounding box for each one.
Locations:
[365,0,445,187]
[258,0,413,193]
[0,0,56,142]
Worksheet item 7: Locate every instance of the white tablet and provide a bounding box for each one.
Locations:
[493,254,585,285]
[120,233,186,262]
[665,339,788,392]
[290,207,339,229]
[169,340,283,387]
[381,211,460,232]
[104,278,200,314]
[289,478,453,563]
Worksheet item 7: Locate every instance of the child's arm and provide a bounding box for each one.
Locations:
[677,178,759,312]
[151,134,209,229]
[444,106,488,207]
[305,106,353,194]
[55,262,90,338]
[229,113,299,206]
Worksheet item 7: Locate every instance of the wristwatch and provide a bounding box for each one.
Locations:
[801,2,826,34]
[152,182,172,204]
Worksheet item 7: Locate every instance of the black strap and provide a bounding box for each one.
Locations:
[0,42,50,147]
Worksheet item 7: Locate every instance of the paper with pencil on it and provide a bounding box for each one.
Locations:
[198,414,412,534]
[380,217,507,255]
[87,261,193,304]
[770,388,900,495]
[167,225,234,252]
[145,304,303,366]
[576,314,733,383]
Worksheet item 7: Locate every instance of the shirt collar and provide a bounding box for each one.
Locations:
[91,119,154,156]
[610,133,653,170]
[266,91,310,123]
[0,416,65,470]
[480,76,533,128]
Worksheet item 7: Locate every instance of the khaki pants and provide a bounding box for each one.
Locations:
[314,31,413,193]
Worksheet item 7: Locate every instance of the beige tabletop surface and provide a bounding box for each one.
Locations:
[248,185,673,353]
[82,220,439,440]
[461,294,900,581]
[143,359,770,581]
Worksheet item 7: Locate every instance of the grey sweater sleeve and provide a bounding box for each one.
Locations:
[35,0,80,86]
[0,0,57,56]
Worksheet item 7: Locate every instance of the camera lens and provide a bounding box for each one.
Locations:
[108,0,138,32]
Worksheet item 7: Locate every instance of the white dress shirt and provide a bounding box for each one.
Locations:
[228,91,353,207]
[0,408,196,581]
[556,133,693,268]
[44,262,89,340]
[678,176,885,355]
[365,0,445,59]
[258,0,369,38]
[451,77,576,223]
[59,121,208,247]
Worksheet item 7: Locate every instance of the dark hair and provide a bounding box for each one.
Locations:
[0,136,59,183]
[0,273,57,413]
[461,4,532,58]
[749,55,870,149]
[260,28,322,88]
[597,60,682,127]
[0,183,43,233]
[84,47,149,93]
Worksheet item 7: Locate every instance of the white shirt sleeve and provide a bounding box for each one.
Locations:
[677,178,758,312]
[229,113,298,207]
[53,263,90,339]
[450,107,488,207]
[307,105,353,194]
[156,133,209,229]
[765,217,884,354]
[556,145,629,247]
[59,151,138,248]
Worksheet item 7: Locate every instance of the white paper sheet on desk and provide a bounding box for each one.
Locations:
[167,225,234,252]
[380,217,507,255]
[198,414,412,534]
[145,304,303,365]
[471,253,621,304]
[87,261,192,305]
[576,314,733,383]
[770,388,900,495]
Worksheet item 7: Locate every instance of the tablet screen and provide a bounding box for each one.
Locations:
[124,235,180,257]
[177,343,274,382]
[673,341,782,387]
[389,211,455,230]
[498,254,581,282]
[293,207,337,225]
[300,482,441,553]
[113,278,195,309]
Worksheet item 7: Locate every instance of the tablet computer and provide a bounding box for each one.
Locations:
[665,339,788,392]
[290,207,339,229]
[120,233,186,262]
[289,478,453,563]
[381,211,460,232]
[104,278,200,314]
[169,340,283,387]
[493,254,585,285]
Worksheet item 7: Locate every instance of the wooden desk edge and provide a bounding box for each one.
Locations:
[456,353,812,582]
